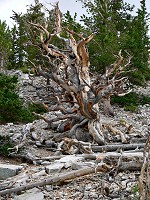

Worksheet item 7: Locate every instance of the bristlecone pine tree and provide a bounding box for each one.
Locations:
[29,3,132,145]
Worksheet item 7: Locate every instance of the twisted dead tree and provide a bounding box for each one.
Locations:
[28,3,132,145]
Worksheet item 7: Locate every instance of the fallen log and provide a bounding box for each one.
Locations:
[98,152,144,172]
[0,163,110,196]
[92,143,145,152]
[118,161,142,171]
[9,146,144,165]
[53,137,145,155]
[82,151,144,160]
[138,133,150,200]
[130,137,147,144]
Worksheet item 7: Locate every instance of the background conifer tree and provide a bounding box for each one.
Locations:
[0,20,11,70]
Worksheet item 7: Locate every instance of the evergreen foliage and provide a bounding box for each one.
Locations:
[9,12,27,70]
[78,0,150,85]
[125,0,150,85]
[0,73,46,123]
[0,73,22,122]
[0,20,11,69]
[0,135,14,155]
[78,0,134,73]
[8,25,18,69]
[63,11,85,36]
[8,0,47,70]
[25,0,47,67]
[1,0,149,87]
[111,92,150,111]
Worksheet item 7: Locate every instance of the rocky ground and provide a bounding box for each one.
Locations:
[0,70,149,200]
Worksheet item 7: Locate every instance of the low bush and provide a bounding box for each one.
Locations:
[111,92,150,112]
[0,135,14,155]
[0,73,46,123]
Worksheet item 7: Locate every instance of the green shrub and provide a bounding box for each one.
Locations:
[131,184,139,200]
[0,135,14,155]
[0,73,18,90]
[0,73,22,122]
[129,71,146,86]
[140,95,150,105]
[124,105,138,112]
[0,89,22,122]
[19,103,47,123]
[27,103,47,114]
[111,92,139,106]
[18,66,30,74]
[0,73,46,123]
[111,92,150,112]
[18,107,35,123]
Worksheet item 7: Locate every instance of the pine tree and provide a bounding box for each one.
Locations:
[125,0,150,85]
[78,0,134,73]
[78,0,150,86]
[8,25,18,69]
[9,0,47,70]
[63,11,84,34]
[0,20,11,70]
[9,12,27,70]
[25,0,46,67]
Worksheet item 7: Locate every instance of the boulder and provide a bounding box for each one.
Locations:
[14,188,44,200]
[0,164,23,180]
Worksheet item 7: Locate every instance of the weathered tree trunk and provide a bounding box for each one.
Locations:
[103,96,114,116]
[28,3,132,145]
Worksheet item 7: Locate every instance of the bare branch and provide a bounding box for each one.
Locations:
[28,21,52,44]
